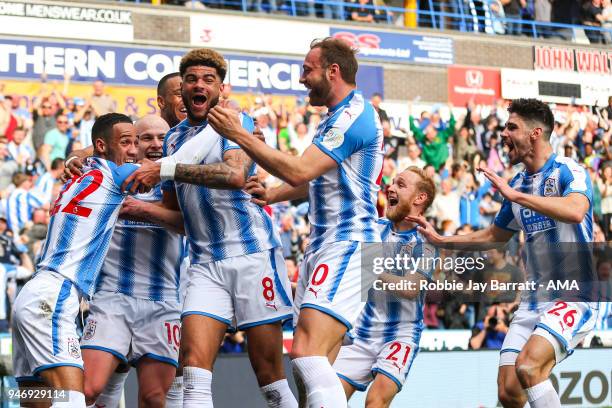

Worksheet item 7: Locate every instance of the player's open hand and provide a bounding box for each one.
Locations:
[405,215,445,245]
[119,196,144,220]
[477,166,518,202]
[122,158,160,194]
[208,105,243,142]
[244,175,268,207]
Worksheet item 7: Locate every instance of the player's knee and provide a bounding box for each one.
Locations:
[83,380,105,404]
[365,392,392,408]
[139,388,166,408]
[515,352,545,386]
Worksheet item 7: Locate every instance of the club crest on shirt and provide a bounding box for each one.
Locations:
[83,319,97,340]
[67,337,81,359]
[321,129,344,150]
[543,177,557,197]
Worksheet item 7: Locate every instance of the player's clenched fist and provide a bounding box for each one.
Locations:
[208,105,245,142]
[244,175,268,207]
[121,158,160,194]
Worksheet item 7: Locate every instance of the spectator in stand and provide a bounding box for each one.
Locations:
[349,0,376,22]
[3,173,44,238]
[599,164,612,239]
[487,134,507,174]
[431,178,462,230]
[479,192,501,228]
[409,102,456,170]
[9,94,31,127]
[371,93,389,125]
[469,304,509,350]
[253,98,278,149]
[323,0,345,20]
[398,142,426,169]
[287,121,314,155]
[73,98,96,148]
[90,80,116,116]
[459,172,492,228]
[33,158,64,205]
[0,97,18,141]
[40,114,70,169]
[582,0,605,43]
[32,99,58,153]
[7,127,34,172]
[501,0,525,34]
[454,126,478,162]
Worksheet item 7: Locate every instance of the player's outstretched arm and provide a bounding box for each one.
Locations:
[245,176,309,206]
[172,148,251,189]
[479,166,589,224]
[208,106,337,186]
[120,191,185,235]
[407,215,514,249]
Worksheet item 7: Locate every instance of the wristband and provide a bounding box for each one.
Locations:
[65,156,78,167]
[160,160,177,181]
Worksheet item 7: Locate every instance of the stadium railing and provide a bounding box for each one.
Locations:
[117,0,612,45]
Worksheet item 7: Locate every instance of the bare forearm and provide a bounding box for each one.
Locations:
[513,192,585,223]
[439,226,509,250]
[174,163,246,189]
[140,202,185,235]
[268,183,309,204]
[20,253,34,272]
[234,130,305,186]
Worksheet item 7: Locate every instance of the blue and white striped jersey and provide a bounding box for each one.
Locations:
[95,185,185,302]
[494,154,595,305]
[162,114,280,264]
[34,171,57,204]
[0,262,31,320]
[37,157,138,299]
[4,187,44,236]
[308,91,384,253]
[353,219,437,343]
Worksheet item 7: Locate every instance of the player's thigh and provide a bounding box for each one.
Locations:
[230,248,293,331]
[182,262,234,328]
[365,374,399,408]
[16,381,52,408]
[334,339,375,397]
[38,365,84,392]
[136,357,176,406]
[82,349,122,397]
[81,291,132,366]
[181,314,227,370]
[515,335,556,386]
[131,299,181,369]
[291,307,348,358]
[532,301,597,364]
[296,242,364,331]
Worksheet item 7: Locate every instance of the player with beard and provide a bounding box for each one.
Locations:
[79,115,185,408]
[333,166,437,408]
[121,49,296,408]
[210,38,384,407]
[410,99,598,408]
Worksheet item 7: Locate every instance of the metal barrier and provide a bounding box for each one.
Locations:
[118,0,612,44]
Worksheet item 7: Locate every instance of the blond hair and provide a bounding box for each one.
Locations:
[404,166,436,211]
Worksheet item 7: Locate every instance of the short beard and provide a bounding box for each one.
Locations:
[386,202,412,223]
[308,76,331,106]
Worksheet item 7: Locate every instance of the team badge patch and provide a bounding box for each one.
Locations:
[67,337,81,359]
[83,319,97,340]
[543,177,557,197]
[321,129,344,150]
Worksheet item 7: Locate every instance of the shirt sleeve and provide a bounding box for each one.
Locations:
[111,163,140,191]
[223,113,255,153]
[312,121,364,165]
[558,161,592,204]
[493,199,520,232]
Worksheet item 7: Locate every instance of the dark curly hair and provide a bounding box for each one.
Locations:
[507,98,555,140]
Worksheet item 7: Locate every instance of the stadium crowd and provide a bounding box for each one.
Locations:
[125,0,612,43]
[0,77,610,353]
